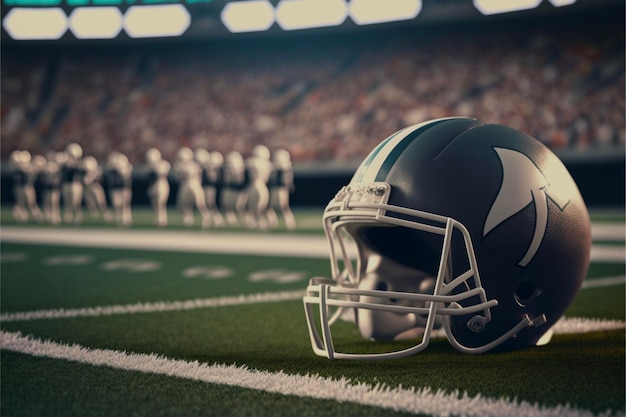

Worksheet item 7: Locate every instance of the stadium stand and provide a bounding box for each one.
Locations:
[1,12,623,165]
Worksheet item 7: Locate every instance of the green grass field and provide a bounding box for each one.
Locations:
[1,207,624,417]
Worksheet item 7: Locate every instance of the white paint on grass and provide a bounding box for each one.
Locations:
[2,227,624,261]
[0,290,307,322]
[1,271,624,323]
[0,330,622,417]
[591,223,625,242]
[581,276,625,289]
[0,227,333,258]
[590,246,626,263]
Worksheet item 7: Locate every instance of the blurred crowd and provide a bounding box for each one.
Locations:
[2,19,624,164]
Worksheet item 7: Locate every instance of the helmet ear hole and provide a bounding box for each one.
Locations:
[514,280,540,307]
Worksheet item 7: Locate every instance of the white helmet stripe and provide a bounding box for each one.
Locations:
[351,118,461,184]
[351,125,414,184]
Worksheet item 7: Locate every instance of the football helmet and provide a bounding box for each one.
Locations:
[303,117,591,360]
[252,144,270,160]
[195,148,210,165]
[210,151,224,167]
[146,148,162,164]
[66,142,83,160]
[177,147,194,163]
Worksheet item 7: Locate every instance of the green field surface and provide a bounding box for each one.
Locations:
[1,208,624,417]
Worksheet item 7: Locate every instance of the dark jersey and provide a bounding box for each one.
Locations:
[61,163,80,184]
[12,168,28,187]
[38,168,61,191]
[222,165,248,191]
[201,166,222,187]
[147,169,159,188]
[270,167,294,190]
[105,167,129,190]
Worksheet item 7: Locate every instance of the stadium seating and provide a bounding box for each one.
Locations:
[1,19,624,164]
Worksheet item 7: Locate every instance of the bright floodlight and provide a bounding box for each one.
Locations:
[275,0,348,31]
[349,0,421,25]
[123,4,190,38]
[473,0,541,15]
[548,0,576,6]
[221,0,274,33]
[3,7,67,40]
[69,7,123,39]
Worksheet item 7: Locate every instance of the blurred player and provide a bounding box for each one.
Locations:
[39,151,63,224]
[106,151,133,226]
[81,155,112,222]
[61,142,84,224]
[145,148,170,227]
[221,150,248,226]
[9,150,44,223]
[267,148,296,230]
[196,149,224,227]
[244,144,272,230]
[173,147,210,227]
[119,153,133,226]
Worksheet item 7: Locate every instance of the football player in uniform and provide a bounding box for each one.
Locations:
[196,149,225,227]
[221,150,248,226]
[106,151,133,226]
[267,148,296,230]
[81,156,112,222]
[173,147,211,227]
[303,118,591,360]
[61,142,84,224]
[39,152,63,224]
[9,150,44,223]
[145,148,170,227]
[244,144,273,230]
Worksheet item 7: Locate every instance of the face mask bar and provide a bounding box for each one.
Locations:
[303,182,539,360]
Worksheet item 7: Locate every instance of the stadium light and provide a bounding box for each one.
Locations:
[548,0,576,6]
[221,0,274,33]
[3,7,67,40]
[123,4,190,38]
[473,0,541,15]
[275,0,348,31]
[69,7,123,39]
[349,0,421,25]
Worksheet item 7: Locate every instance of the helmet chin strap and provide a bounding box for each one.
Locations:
[443,313,548,354]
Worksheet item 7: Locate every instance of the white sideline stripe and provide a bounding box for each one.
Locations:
[592,223,625,241]
[590,245,625,263]
[0,330,622,417]
[0,227,332,258]
[2,226,624,261]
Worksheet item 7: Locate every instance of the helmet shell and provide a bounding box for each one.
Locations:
[349,117,590,350]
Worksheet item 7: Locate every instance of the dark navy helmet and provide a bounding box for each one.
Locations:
[304,117,591,360]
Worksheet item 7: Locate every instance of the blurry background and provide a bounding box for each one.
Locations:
[2,0,624,208]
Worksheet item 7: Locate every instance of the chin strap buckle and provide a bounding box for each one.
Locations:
[529,314,548,328]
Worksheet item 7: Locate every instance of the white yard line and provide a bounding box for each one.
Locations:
[0,290,306,322]
[1,278,623,324]
[581,275,625,289]
[0,330,622,417]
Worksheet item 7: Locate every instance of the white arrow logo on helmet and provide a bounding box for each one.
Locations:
[483,148,571,267]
